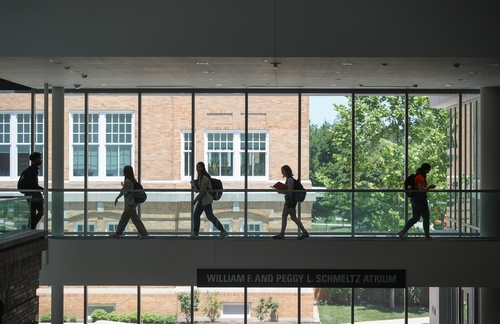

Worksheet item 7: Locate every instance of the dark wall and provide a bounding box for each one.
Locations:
[0,232,48,324]
[1,0,499,58]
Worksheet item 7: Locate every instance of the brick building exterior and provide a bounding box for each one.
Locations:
[1,92,316,322]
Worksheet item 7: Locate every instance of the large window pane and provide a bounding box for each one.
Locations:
[308,94,351,236]
[408,95,457,236]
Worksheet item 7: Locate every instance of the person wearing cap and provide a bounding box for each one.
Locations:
[22,152,44,229]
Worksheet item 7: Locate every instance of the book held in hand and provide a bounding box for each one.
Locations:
[272,182,289,190]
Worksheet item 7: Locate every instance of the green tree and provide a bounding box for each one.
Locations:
[310,95,449,232]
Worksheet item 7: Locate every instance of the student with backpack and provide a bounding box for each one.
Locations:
[110,165,149,238]
[399,163,436,240]
[272,165,309,240]
[18,152,44,229]
[189,161,228,239]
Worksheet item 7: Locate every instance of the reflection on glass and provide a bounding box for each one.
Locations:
[0,196,31,233]
[310,192,352,236]
[353,191,404,235]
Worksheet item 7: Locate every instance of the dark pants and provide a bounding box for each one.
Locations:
[27,194,44,230]
[192,201,224,233]
[403,195,430,235]
[279,196,307,234]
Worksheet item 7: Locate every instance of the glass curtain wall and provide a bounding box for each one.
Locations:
[353,94,405,236]
[194,94,246,237]
[141,94,193,235]
[307,94,352,237]
[1,90,480,237]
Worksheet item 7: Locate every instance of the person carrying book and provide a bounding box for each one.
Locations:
[272,165,309,240]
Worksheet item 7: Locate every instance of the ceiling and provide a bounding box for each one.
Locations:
[1,56,499,91]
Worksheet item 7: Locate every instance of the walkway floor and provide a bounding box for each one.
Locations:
[353,317,429,324]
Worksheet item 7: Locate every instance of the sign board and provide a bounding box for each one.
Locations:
[198,269,405,288]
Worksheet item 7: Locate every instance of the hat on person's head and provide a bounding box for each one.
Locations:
[29,152,42,161]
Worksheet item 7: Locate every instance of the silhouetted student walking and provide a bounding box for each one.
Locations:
[18,152,44,229]
[111,165,149,238]
[399,163,436,240]
[272,165,309,240]
[189,161,228,239]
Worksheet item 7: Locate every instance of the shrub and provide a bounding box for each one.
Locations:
[177,290,200,323]
[89,308,175,323]
[202,291,222,322]
[39,313,68,322]
[91,309,109,321]
[70,316,77,322]
[39,314,51,322]
[253,298,269,322]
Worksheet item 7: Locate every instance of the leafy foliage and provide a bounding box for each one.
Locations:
[202,291,222,322]
[177,290,200,323]
[310,95,450,232]
[253,298,270,321]
[89,309,175,323]
[253,296,279,322]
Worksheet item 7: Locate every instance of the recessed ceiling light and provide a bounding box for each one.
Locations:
[341,62,353,66]
[469,71,481,75]
[330,84,337,87]
[196,62,209,65]
[263,59,269,63]
[216,83,222,86]
[445,84,452,87]
[202,71,214,74]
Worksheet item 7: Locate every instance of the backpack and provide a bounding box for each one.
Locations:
[133,181,147,204]
[17,169,29,194]
[210,178,223,201]
[404,174,416,197]
[293,178,307,202]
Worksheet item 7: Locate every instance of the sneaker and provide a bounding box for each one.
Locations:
[110,233,120,238]
[188,233,199,239]
[219,231,228,239]
[298,233,309,240]
[140,234,150,239]
[398,231,406,240]
[272,234,284,240]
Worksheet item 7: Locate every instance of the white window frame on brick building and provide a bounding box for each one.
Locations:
[0,112,44,178]
[105,222,121,233]
[241,221,262,237]
[202,131,268,180]
[211,221,232,233]
[181,131,193,179]
[70,112,134,179]
[220,302,252,319]
[74,222,97,235]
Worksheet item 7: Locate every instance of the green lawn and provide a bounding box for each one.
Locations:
[311,222,352,233]
[318,304,429,324]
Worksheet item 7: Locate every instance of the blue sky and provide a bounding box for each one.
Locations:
[309,95,347,125]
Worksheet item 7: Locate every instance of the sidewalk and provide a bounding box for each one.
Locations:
[352,317,429,324]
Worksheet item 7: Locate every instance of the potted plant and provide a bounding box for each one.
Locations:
[266,297,279,322]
